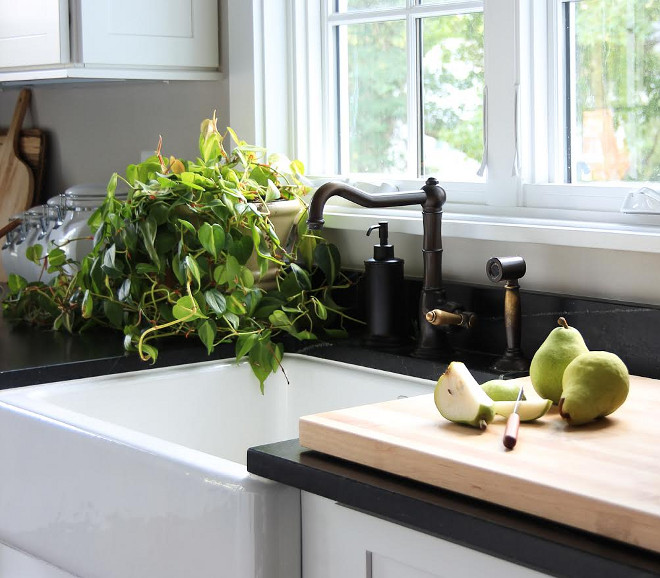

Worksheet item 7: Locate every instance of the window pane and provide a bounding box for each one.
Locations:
[421,13,484,180]
[339,20,408,173]
[335,0,405,12]
[571,0,660,183]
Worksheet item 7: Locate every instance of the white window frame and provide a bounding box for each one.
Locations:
[225,0,660,257]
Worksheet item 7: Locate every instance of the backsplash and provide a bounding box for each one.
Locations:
[348,275,660,380]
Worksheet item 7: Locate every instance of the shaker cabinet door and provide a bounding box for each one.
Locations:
[77,0,218,69]
[301,492,551,578]
[0,0,68,68]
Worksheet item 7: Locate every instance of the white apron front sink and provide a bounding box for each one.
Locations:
[0,353,436,578]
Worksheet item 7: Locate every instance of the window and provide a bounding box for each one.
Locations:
[328,1,484,180]
[562,0,660,185]
[316,0,660,215]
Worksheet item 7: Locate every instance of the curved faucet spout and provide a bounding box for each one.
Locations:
[307,182,429,230]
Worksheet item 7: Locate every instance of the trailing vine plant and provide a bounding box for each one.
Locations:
[2,115,355,390]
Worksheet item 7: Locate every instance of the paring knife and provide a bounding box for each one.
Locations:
[503,383,524,450]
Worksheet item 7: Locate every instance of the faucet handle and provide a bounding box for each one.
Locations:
[426,309,476,329]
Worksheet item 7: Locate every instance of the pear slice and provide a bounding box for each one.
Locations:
[493,398,552,421]
[434,362,495,430]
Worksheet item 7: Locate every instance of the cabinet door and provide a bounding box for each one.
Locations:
[302,492,551,578]
[77,0,218,69]
[0,0,68,68]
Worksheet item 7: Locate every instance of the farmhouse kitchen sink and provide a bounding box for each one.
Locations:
[0,353,445,578]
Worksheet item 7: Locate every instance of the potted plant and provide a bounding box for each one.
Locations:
[2,115,354,390]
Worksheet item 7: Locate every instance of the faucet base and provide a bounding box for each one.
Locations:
[490,348,530,374]
[411,288,454,359]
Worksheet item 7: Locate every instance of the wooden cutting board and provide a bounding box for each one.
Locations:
[0,128,47,205]
[0,89,35,281]
[299,375,660,554]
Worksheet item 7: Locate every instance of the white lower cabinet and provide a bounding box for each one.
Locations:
[301,492,551,578]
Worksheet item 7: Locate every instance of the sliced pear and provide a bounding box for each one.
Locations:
[434,362,495,430]
[481,379,526,402]
[493,398,552,421]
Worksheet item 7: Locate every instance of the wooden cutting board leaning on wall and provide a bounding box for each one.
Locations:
[0,89,37,282]
[0,129,47,205]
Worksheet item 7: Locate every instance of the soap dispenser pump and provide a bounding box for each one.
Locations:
[363,221,407,349]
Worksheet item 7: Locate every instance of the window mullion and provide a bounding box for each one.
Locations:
[408,12,421,177]
[483,0,521,206]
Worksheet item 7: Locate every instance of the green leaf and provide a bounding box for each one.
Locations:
[184,255,202,288]
[226,293,247,315]
[314,242,341,284]
[269,309,294,331]
[81,290,93,318]
[149,202,170,226]
[311,297,328,320]
[172,295,205,321]
[203,289,227,316]
[265,180,281,202]
[117,278,132,302]
[292,329,316,341]
[135,263,159,275]
[223,255,242,287]
[7,273,27,294]
[103,300,124,328]
[25,244,43,264]
[229,235,254,265]
[324,328,349,339]
[170,253,185,286]
[178,219,197,235]
[107,172,118,198]
[235,333,259,361]
[139,217,160,267]
[240,267,254,288]
[197,319,217,355]
[47,247,67,268]
[199,222,226,258]
[140,343,159,364]
[248,338,275,394]
[223,312,240,330]
[290,262,312,291]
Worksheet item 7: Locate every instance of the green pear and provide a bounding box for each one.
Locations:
[434,362,495,430]
[559,351,629,425]
[493,399,552,421]
[481,379,526,401]
[529,317,589,404]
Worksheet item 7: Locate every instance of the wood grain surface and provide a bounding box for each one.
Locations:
[0,89,35,281]
[299,375,660,553]
[0,128,46,204]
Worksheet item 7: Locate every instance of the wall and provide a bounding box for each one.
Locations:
[323,228,660,307]
[0,80,229,198]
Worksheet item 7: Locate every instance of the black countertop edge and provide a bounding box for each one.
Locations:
[247,440,660,578]
[0,332,501,390]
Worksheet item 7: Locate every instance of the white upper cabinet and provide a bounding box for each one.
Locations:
[0,0,219,82]
[0,0,69,69]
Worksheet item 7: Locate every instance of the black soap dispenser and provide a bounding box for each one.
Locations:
[364,221,407,349]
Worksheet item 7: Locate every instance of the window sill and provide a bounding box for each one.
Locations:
[320,202,660,254]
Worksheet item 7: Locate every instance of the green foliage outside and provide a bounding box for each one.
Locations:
[341,1,659,182]
[575,0,660,181]
[344,11,484,175]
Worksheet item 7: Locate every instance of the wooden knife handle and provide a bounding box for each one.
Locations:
[503,413,521,450]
